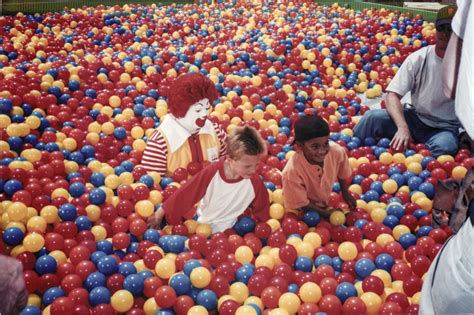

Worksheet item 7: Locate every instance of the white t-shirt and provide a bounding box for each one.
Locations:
[387,45,460,130]
[453,0,474,138]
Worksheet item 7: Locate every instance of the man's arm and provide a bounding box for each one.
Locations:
[442,33,463,100]
[385,91,412,152]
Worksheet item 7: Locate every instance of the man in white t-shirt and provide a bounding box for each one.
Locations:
[354,6,461,157]
[420,2,474,314]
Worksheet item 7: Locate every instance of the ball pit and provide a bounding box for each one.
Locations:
[0,0,471,314]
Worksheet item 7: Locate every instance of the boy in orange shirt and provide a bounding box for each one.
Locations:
[282,115,356,217]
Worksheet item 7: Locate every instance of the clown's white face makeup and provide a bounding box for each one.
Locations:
[176,98,211,133]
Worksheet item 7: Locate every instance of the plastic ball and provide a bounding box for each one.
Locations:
[110,290,134,313]
[278,292,301,314]
[338,242,358,261]
[329,211,346,225]
[190,267,212,289]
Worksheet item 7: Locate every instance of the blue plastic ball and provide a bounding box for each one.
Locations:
[88,286,111,307]
[116,261,136,276]
[58,203,77,221]
[35,255,57,275]
[335,282,358,303]
[85,272,107,291]
[20,306,42,315]
[3,179,23,196]
[42,287,65,306]
[2,227,24,246]
[303,211,321,227]
[355,258,376,278]
[196,289,218,310]
[169,273,191,296]
[89,188,106,205]
[375,253,395,272]
[97,255,119,276]
[294,256,313,272]
[399,233,418,249]
[314,255,333,268]
[123,274,144,296]
[236,264,254,284]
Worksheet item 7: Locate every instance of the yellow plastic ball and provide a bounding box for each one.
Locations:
[272,189,284,205]
[187,306,209,315]
[269,309,290,315]
[376,233,394,247]
[230,282,249,304]
[379,152,393,165]
[134,200,154,218]
[415,197,432,212]
[235,246,254,264]
[278,292,301,314]
[23,233,45,252]
[338,241,358,261]
[407,162,422,175]
[299,282,321,303]
[195,224,212,238]
[236,305,258,315]
[360,292,382,314]
[255,254,274,269]
[7,202,28,222]
[295,241,314,258]
[40,206,58,224]
[26,216,47,233]
[190,266,212,288]
[269,203,285,220]
[109,95,121,108]
[245,296,263,309]
[451,166,468,180]
[111,290,134,313]
[91,225,107,241]
[155,258,176,279]
[303,232,322,249]
[393,225,411,241]
[371,208,387,223]
[143,297,159,314]
[382,179,398,195]
[49,250,67,265]
[329,211,346,225]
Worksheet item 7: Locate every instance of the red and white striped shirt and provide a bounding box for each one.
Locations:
[162,158,270,233]
[141,115,227,176]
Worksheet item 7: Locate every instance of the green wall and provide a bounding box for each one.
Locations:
[2,0,437,22]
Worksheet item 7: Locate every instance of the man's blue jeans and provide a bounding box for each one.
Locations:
[353,108,458,157]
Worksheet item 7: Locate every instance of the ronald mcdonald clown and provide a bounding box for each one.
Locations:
[141,73,227,177]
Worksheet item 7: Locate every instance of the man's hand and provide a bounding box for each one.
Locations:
[147,207,165,229]
[342,192,357,211]
[390,127,412,152]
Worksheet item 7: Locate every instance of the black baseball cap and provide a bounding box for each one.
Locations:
[293,114,330,144]
[436,5,456,29]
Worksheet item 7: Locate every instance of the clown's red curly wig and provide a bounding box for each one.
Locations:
[167,73,219,118]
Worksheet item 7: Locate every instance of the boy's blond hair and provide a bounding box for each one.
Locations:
[227,126,267,160]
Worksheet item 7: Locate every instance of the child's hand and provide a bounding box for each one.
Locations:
[147,207,165,229]
[343,192,357,210]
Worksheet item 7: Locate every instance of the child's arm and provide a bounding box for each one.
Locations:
[157,162,220,225]
[249,175,270,222]
[337,146,355,210]
[339,178,357,210]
